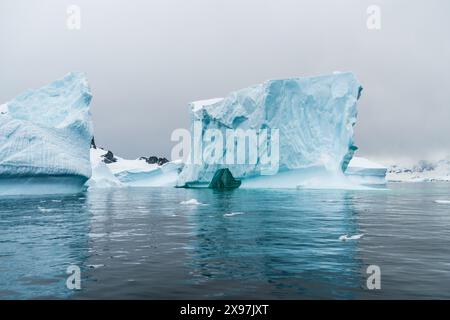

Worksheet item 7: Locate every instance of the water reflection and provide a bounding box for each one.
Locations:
[185,189,364,298]
[5,184,448,299]
[0,193,89,299]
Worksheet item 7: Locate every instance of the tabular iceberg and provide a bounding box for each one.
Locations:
[0,72,93,195]
[177,72,364,189]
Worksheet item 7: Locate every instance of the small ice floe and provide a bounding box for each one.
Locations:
[339,234,364,241]
[87,264,104,269]
[37,206,55,213]
[435,200,450,204]
[88,233,106,239]
[224,212,245,217]
[180,199,203,205]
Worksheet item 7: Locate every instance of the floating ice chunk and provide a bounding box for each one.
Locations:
[37,207,55,213]
[223,212,245,217]
[339,234,364,241]
[86,161,123,189]
[88,233,106,238]
[180,199,203,205]
[435,200,450,204]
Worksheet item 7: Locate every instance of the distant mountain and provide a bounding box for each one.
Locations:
[387,157,450,182]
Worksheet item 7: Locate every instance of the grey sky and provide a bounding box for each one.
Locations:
[1,0,449,161]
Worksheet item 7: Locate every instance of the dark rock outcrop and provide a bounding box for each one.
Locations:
[157,157,169,166]
[148,156,159,164]
[139,156,169,166]
[91,137,97,149]
[102,150,117,164]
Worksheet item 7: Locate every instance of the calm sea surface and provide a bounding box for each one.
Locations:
[1,183,450,299]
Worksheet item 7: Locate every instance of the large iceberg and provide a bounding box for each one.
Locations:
[177,72,364,189]
[0,73,93,195]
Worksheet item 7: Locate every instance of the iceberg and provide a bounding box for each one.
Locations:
[0,73,93,196]
[85,147,123,189]
[177,72,363,189]
[345,156,387,185]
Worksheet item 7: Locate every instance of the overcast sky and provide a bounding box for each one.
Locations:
[1,0,449,162]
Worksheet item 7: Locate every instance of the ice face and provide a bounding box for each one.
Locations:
[0,73,93,195]
[177,72,362,188]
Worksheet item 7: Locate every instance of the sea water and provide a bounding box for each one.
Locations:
[1,183,450,299]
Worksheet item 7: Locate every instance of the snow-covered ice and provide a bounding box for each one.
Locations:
[339,234,364,241]
[86,147,182,188]
[435,200,450,204]
[86,161,123,189]
[37,206,56,213]
[180,199,203,205]
[224,212,245,217]
[0,72,93,196]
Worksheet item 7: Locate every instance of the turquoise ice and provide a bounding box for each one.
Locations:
[177,72,363,188]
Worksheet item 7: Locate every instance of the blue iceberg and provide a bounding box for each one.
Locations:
[177,72,366,189]
[0,73,93,195]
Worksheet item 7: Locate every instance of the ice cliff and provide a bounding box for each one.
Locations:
[0,73,93,195]
[177,72,364,188]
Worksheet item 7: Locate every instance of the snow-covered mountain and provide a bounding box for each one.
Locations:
[0,73,93,195]
[387,157,450,182]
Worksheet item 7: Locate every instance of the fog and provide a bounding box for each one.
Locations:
[1,0,449,161]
